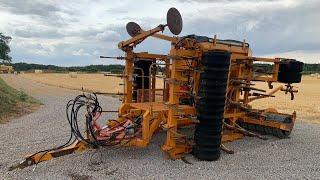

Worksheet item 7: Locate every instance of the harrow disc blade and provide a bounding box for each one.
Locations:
[167,7,183,35]
[126,22,142,37]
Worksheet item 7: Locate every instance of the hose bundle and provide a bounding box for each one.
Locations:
[66,93,141,147]
[66,93,104,147]
[28,93,141,167]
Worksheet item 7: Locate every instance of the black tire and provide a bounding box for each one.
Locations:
[192,147,221,161]
[202,58,230,66]
[199,80,228,87]
[193,51,230,161]
[198,87,227,93]
[202,51,231,66]
[200,72,229,80]
[279,59,304,72]
[194,135,222,142]
[278,71,302,83]
[197,95,226,102]
[194,126,223,135]
[196,101,226,108]
[197,114,225,121]
[196,108,225,115]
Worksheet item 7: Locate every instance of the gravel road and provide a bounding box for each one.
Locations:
[1,74,320,180]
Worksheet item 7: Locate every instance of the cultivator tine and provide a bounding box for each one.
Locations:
[235,123,268,140]
[181,156,193,164]
[221,144,234,154]
[224,122,268,140]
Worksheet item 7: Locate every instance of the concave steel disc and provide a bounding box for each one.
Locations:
[167,7,183,35]
[126,22,142,37]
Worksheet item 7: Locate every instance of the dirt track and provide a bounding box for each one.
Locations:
[1,74,320,179]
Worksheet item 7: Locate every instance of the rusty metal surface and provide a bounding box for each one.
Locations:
[126,22,141,37]
[167,7,183,35]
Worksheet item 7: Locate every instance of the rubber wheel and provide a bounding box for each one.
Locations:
[194,126,223,135]
[199,80,228,87]
[194,138,222,147]
[196,101,226,108]
[196,108,225,115]
[200,73,229,81]
[279,59,304,72]
[193,50,230,161]
[278,71,302,83]
[192,147,221,161]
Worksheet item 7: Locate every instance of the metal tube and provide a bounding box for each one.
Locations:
[149,63,158,102]
[134,67,145,102]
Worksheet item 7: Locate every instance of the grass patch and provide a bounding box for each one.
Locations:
[0,77,41,123]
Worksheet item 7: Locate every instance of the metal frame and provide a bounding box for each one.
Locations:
[12,21,300,170]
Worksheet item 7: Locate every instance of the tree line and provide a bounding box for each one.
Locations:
[12,62,320,74]
[12,63,125,74]
[253,63,320,74]
[302,63,320,74]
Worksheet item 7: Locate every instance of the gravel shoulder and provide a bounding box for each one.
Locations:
[0,74,320,180]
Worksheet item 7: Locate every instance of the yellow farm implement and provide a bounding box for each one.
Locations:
[10,7,303,170]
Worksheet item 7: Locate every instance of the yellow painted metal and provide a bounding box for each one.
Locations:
[124,51,134,103]
[222,132,244,142]
[112,32,299,159]
[14,10,302,170]
[9,140,87,170]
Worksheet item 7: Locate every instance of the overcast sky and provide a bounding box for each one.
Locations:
[0,0,319,66]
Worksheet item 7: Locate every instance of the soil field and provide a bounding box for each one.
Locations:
[21,73,164,94]
[21,73,124,94]
[21,73,320,124]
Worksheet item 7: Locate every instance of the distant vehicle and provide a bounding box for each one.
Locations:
[0,65,14,74]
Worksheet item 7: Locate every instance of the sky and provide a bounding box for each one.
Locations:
[0,0,319,66]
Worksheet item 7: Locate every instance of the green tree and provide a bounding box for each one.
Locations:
[0,33,12,64]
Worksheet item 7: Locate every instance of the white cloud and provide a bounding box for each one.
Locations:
[263,50,320,64]
[0,0,319,66]
[71,49,90,56]
[96,30,121,41]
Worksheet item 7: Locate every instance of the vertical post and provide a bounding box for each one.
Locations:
[152,59,156,101]
[164,52,180,151]
[243,59,252,104]
[164,59,170,102]
[125,51,134,103]
[273,59,280,82]
[142,110,150,142]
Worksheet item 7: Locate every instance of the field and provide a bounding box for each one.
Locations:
[20,73,164,94]
[20,73,320,124]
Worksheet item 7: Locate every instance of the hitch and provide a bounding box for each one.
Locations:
[9,140,88,171]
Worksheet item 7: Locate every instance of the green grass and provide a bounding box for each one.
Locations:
[0,77,41,123]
